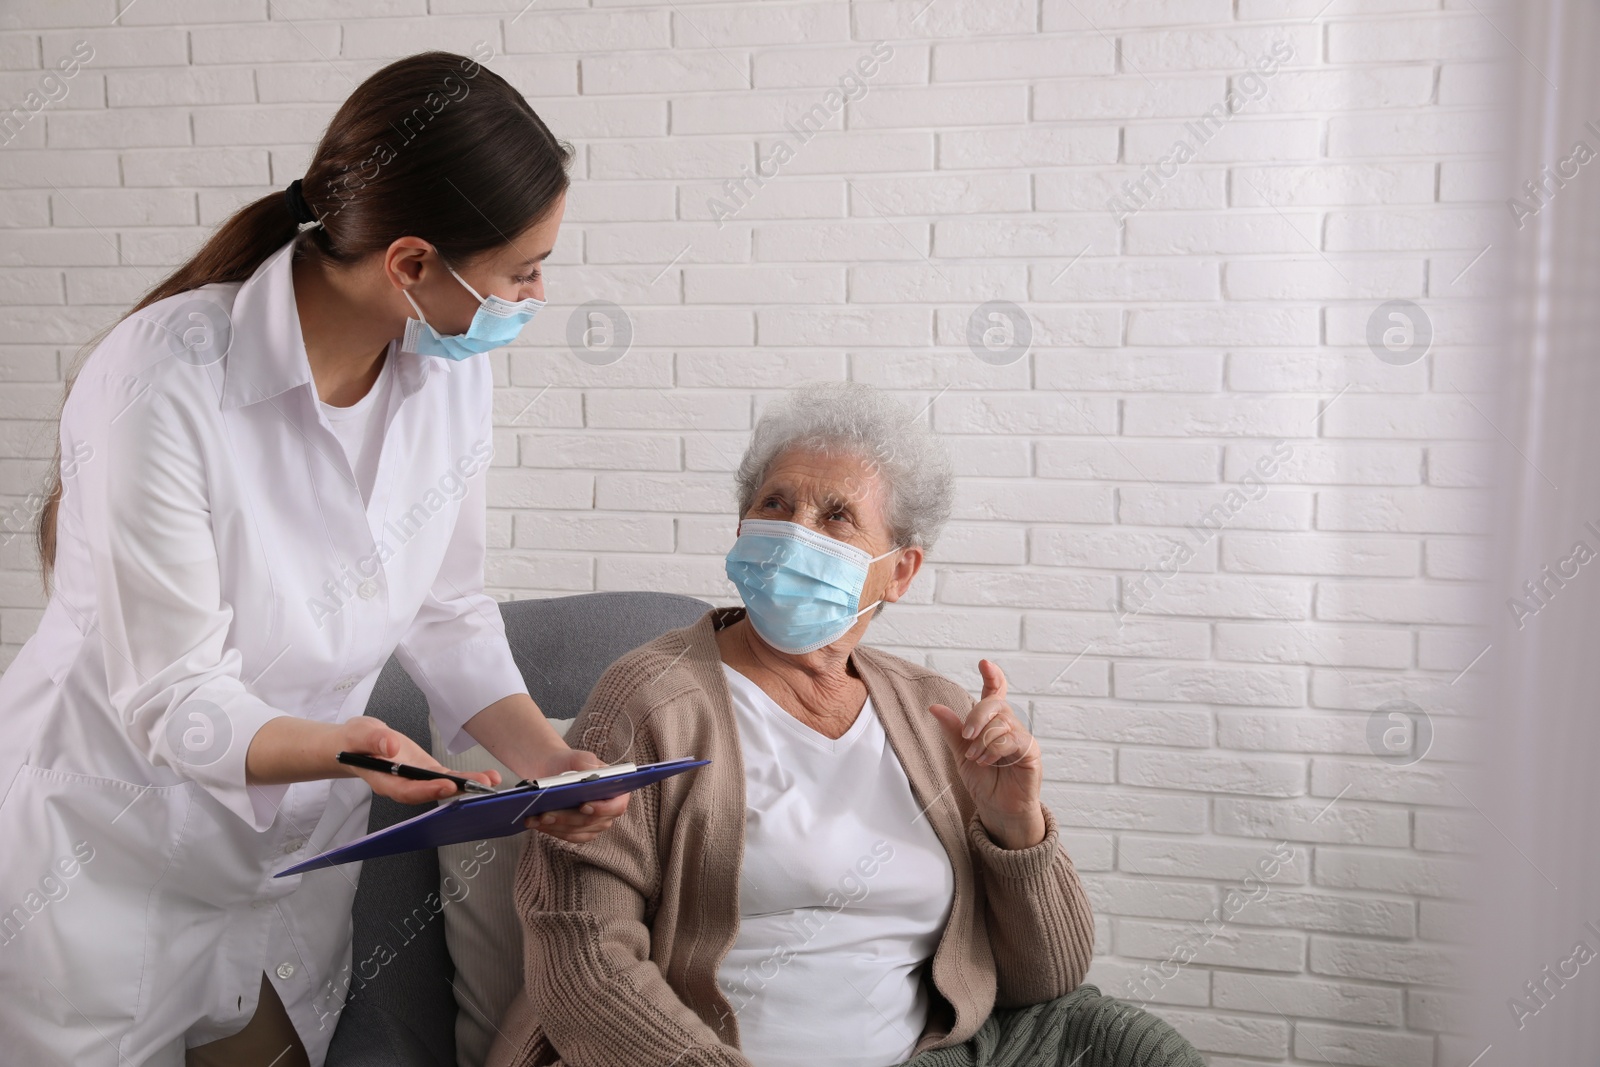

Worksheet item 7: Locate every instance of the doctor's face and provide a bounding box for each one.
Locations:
[390,189,565,336]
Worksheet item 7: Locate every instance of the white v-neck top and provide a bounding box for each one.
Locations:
[716,662,956,1067]
[318,349,395,507]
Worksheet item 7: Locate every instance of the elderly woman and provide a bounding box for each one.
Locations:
[488,382,1201,1067]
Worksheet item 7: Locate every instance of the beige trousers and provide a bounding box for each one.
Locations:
[185,973,310,1067]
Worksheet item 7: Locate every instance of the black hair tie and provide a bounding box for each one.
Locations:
[283,178,322,230]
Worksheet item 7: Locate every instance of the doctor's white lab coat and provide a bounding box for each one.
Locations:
[0,235,531,1065]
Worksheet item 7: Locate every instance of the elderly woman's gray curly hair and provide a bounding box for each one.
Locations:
[734,381,956,551]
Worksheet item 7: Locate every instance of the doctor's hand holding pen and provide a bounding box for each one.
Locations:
[245,698,630,844]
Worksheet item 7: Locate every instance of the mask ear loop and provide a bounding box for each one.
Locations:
[445,263,487,304]
[854,542,905,618]
[400,287,439,339]
[447,262,546,316]
[401,256,482,340]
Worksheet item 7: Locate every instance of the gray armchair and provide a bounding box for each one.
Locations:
[324,591,714,1067]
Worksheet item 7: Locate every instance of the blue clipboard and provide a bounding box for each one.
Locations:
[274,757,709,877]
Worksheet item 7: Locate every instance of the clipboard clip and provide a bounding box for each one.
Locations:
[517,762,638,791]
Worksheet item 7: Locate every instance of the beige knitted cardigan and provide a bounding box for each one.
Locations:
[487,606,1096,1067]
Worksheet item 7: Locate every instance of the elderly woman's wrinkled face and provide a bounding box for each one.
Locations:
[725,443,928,656]
[745,447,892,554]
[738,446,918,631]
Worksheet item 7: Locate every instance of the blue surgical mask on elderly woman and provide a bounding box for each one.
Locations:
[724,519,900,655]
[400,262,545,361]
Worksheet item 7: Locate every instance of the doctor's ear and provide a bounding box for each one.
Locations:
[384,238,443,287]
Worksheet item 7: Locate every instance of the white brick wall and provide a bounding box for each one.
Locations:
[0,2,1499,1064]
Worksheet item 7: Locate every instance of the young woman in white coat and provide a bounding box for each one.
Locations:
[0,51,627,1067]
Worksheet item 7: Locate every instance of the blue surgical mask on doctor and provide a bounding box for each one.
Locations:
[724,518,901,655]
[400,261,545,361]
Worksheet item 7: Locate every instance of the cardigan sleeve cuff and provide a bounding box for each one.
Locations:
[966,803,1065,883]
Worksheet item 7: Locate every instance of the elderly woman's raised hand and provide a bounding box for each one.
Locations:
[927,659,1047,850]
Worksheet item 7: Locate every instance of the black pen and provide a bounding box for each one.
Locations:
[336,751,498,795]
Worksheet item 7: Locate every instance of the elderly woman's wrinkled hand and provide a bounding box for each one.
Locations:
[521,746,631,844]
[928,659,1046,850]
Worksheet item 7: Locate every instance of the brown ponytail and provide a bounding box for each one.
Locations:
[34,50,572,593]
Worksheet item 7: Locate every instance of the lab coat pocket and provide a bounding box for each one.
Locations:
[0,764,192,1027]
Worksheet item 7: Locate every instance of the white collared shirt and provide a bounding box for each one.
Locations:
[0,235,529,1065]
